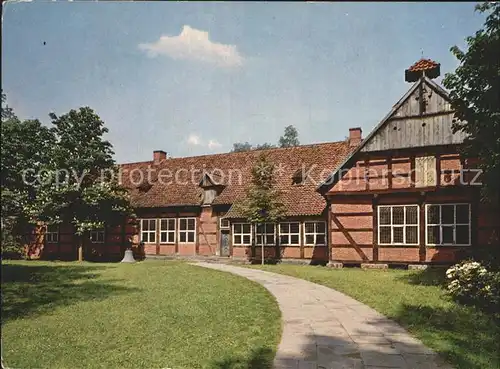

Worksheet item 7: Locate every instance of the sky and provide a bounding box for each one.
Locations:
[2,1,487,163]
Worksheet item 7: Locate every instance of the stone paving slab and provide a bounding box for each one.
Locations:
[194,263,453,369]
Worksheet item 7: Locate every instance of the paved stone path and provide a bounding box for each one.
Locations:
[195,263,453,369]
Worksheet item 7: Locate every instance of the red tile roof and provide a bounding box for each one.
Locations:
[119,141,354,216]
[407,59,439,72]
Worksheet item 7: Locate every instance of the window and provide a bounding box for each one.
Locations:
[233,223,252,245]
[415,156,437,187]
[256,223,276,245]
[179,218,196,243]
[160,218,176,244]
[90,229,105,243]
[426,204,471,246]
[140,219,157,243]
[304,221,326,246]
[220,218,230,229]
[378,205,419,245]
[279,222,300,245]
[45,224,59,243]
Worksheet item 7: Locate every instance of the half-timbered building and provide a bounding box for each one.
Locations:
[28,59,499,265]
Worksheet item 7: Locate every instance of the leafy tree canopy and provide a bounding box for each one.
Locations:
[1,91,16,122]
[231,125,299,152]
[235,153,286,225]
[279,125,300,148]
[32,107,134,235]
[443,2,500,202]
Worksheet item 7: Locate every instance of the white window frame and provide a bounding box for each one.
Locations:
[159,218,176,244]
[278,222,301,246]
[377,205,420,246]
[425,203,471,246]
[178,217,196,243]
[255,223,276,246]
[90,228,105,244]
[140,218,157,244]
[304,221,327,246]
[45,224,59,244]
[232,223,252,246]
[220,218,230,230]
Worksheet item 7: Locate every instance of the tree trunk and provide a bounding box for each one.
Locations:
[261,237,264,265]
[77,236,83,262]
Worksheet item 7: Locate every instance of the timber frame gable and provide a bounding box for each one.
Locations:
[317,75,467,194]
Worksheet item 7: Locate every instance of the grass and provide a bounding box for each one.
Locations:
[1,260,281,369]
[249,264,499,369]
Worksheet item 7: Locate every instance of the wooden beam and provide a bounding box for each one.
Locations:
[372,195,379,262]
[388,155,393,190]
[364,158,370,191]
[300,222,305,259]
[419,193,426,262]
[155,219,160,256]
[327,201,332,261]
[195,215,200,255]
[436,153,441,188]
[332,211,374,217]
[175,210,179,254]
[332,228,373,232]
[410,155,416,188]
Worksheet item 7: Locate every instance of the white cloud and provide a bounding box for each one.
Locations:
[208,139,222,150]
[187,134,202,146]
[186,134,223,150]
[138,25,244,68]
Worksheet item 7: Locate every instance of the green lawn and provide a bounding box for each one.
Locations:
[249,264,499,369]
[1,260,281,369]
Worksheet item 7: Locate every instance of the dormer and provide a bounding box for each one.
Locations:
[199,171,225,205]
[292,165,313,185]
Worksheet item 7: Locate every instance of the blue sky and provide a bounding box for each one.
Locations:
[2,1,486,163]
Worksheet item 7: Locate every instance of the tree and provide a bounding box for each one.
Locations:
[32,107,134,261]
[232,142,253,152]
[278,125,300,148]
[255,143,276,150]
[1,91,16,122]
[1,93,55,258]
[235,154,286,264]
[443,2,500,203]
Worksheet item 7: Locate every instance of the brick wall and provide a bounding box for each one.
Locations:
[198,206,218,256]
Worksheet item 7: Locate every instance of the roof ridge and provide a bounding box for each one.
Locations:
[119,139,348,166]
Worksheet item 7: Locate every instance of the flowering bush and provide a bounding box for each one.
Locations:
[446,260,500,313]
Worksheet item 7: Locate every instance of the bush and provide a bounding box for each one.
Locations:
[0,224,26,260]
[446,260,500,314]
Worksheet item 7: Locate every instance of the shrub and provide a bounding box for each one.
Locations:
[0,223,26,259]
[446,260,500,314]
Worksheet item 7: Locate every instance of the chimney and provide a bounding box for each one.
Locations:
[348,127,362,147]
[153,150,167,164]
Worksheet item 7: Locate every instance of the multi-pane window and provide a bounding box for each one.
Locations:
[179,218,196,243]
[426,204,471,246]
[45,224,59,243]
[415,156,437,187]
[233,223,252,245]
[90,229,105,243]
[255,223,276,245]
[378,205,419,245]
[304,221,326,246]
[160,218,176,243]
[220,218,230,229]
[279,222,300,245]
[141,219,157,243]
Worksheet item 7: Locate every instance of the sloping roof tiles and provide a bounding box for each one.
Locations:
[120,141,354,216]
